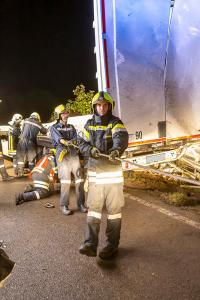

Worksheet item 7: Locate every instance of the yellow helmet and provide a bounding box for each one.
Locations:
[30,112,41,122]
[91,91,115,113]
[54,104,70,120]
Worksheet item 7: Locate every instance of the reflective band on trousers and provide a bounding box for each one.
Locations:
[34,184,49,190]
[88,170,124,184]
[18,161,24,165]
[33,180,49,190]
[0,164,4,169]
[107,213,122,220]
[34,191,40,199]
[33,180,49,187]
[87,211,102,219]
[75,179,84,184]
[60,179,71,184]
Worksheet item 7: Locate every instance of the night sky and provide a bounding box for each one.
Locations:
[0,0,97,124]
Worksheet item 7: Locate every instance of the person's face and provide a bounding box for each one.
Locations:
[95,101,109,116]
[60,111,69,123]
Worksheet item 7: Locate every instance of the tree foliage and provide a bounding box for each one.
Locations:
[67,84,95,115]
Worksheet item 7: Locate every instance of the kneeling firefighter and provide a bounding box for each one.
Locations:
[78,91,128,259]
[15,149,57,205]
[50,104,87,215]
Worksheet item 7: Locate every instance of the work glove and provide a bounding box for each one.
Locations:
[90,147,100,158]
[109,149,120,161]
[61,140,68,147]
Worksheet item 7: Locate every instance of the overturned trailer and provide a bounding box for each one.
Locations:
[93,0,200,184]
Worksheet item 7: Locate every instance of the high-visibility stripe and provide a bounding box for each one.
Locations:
[33,180,49,186]
[60,179,71,184]
[88,124,112,131]
[83,128,90,141]
[97,171,123,178]
[0,164,4,168]
[112,127,127,134]
[18,161,24,165]
[24,120,42,129]
[96,177,124,184]
[112,124,126,134]
[107,213,122,220]
[36,156,47,168]
[34,184,49,190]
[88,211,102,219]
[34,191,40,199]
[88,171,96,176]
[75,179,84,184]
[88,177,96,183]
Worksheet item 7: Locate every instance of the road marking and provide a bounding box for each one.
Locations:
[124,193,200,231]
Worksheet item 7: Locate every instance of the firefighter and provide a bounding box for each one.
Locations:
[78,91,128,259]
[50,104,87,215]
[15,149,57,205]
[0,139,14,181]
[8,113,23,174]
[16,112,47,176]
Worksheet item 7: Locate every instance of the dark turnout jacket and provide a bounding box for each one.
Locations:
[78,112,128,168]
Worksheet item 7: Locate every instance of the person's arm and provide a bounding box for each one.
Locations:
[39,124,48,135]
[109,119,129,156]
[50,125,64,147]
[77,121,93,156]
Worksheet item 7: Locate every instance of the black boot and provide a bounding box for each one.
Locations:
[15,193,24,205]
[78,204,88,213]
[79,216,100,257]
[60,206,73,216]
[79,244,97,257]
[99,218,121,260]
[17,166,24,177]
[0,167,14,181]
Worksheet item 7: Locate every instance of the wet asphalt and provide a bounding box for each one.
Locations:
[0,177,200,300]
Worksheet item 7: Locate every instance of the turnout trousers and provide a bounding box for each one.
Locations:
[22,172,50,201]
[58,154,85,207]
[84,181,125,250]
[17,139,37,172]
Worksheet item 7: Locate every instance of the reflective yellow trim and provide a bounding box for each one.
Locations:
[108,213,122,220]
[88,124,112,131]
[9,135,14,151]
[83,128,90,141]
[112,124,126,134]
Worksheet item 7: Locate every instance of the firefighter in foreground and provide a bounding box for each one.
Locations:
[50,104,87,215]
[78,91,128,259]
[16,112,47,176]
[15,149,57,205]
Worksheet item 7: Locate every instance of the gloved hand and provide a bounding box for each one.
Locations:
[61,139,68,147]
[68,140,77,146]
[90,147,100,158]
[109,149,120,161]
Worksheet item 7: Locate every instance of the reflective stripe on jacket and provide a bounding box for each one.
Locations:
[21,118,47,143]
[78,114,128,157]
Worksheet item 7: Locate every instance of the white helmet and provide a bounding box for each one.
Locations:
[9,113,23,125]
[30,112,41,122]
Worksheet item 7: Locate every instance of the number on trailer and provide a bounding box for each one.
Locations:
[135,131,142,140]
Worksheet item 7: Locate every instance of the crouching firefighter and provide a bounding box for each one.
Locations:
[0,138,14,181]
[50,104,87,215]
[78,91,128,259]
[15,150,57,205]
